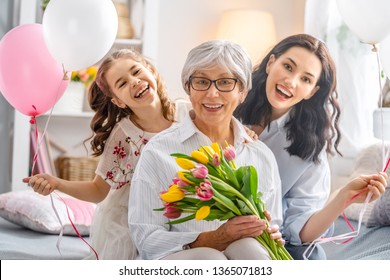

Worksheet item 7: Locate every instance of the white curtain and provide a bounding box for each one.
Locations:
[304,0,381,189]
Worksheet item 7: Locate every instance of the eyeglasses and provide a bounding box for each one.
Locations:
[189,77,239,92]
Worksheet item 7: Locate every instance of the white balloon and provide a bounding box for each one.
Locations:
[43,0,118,71]
[380,35,390,78]
[337,0,390,44]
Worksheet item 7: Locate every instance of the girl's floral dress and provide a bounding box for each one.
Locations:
[85,117,157,260]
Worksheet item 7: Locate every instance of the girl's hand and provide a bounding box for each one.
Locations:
[22,174,59,196]
[346,171,388,203]
[264,210,285,246]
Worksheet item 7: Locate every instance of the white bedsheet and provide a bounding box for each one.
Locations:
[0,216,91,260]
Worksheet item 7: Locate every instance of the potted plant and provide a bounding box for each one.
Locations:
[373,78,390,141]
[53,66,98,114]
[41,0,50,11]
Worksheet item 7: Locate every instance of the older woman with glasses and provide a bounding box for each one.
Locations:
[128,40,284,260]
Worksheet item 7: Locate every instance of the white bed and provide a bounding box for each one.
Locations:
[0,190,95,260]
[0,216,90,260]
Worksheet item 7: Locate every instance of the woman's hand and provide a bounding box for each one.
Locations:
[22,174,59,196]
[264,210,285,246]
[191,215,267,251]
[344,171,388,203]
[218,215,267,242]
[244,126,258,141]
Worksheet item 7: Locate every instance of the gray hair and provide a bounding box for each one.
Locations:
[181,40,252,95]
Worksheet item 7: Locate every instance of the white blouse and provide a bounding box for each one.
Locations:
[259,111,332,245]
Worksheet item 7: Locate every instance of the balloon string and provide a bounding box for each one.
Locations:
[49,193,64,258]
[29,74,98,258]
[62,64,70,80]
[29,113,38,176]
[384,157,390,173]
[29,72,70,176]
[375,45,386,169]
[42,71,70,136]
[52,191,99,260]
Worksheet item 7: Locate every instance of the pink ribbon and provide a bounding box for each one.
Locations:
[51,192,99,260]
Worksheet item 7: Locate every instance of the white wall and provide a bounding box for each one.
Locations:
[143,0,306,101]
[0,0,15,194]
[10,0,39,191]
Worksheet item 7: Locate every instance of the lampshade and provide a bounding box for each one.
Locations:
[216,9,277,64]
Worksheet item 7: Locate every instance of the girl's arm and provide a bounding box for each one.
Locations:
[299,172,388,243]
[23,174,110,203]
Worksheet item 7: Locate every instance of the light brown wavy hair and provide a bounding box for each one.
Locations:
[86,49,175,157]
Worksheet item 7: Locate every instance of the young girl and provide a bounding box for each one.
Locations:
[234,34,388,259]
[23,49,177,259]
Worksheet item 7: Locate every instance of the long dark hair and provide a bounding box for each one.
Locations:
[87,49,175,157]
[234,34,341,163]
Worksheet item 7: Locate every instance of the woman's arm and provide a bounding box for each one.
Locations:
[299,172,388,243]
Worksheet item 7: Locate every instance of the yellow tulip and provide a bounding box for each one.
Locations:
[195,206,211,220]
[200,146,215,157]
[191,150,209,164]
[160,185,185,203]
[176,158,195,170]
[211,142,221,156]
[177,171,194,184]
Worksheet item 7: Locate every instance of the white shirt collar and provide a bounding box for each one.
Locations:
[272,110,291,131]
[178,112,253,145]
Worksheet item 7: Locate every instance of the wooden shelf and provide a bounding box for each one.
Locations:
[40,111,95,118]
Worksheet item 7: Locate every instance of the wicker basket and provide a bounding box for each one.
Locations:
[57,156,99,181]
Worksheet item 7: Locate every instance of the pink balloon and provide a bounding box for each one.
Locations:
[0,23,69,116]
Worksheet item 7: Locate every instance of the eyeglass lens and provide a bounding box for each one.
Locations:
[190,77,237,92]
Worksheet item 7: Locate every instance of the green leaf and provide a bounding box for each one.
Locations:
[234,167,245,185]
[210,186,241,215]
[170,153,192,158]
[236,199,252,215]
[208,175,235,193]
[220,157,240,188]
[205,164,221,178]
[196,200,215,207]
[181,186,196,193]
[219,211,236,220]
[248,166,258,200]
[181,197,201,205]
[204,209,236,221]
[253,192,266,219]
[166,213,196,225]
[183,173,204,185]
[214,201,230,212]
[210,187,237,199]
[238,166,251,197]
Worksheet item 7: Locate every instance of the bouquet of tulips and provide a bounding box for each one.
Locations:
[155,142,293,260]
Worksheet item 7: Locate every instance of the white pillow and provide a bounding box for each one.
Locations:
[342,142,390,225]
[0,190,96,236]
